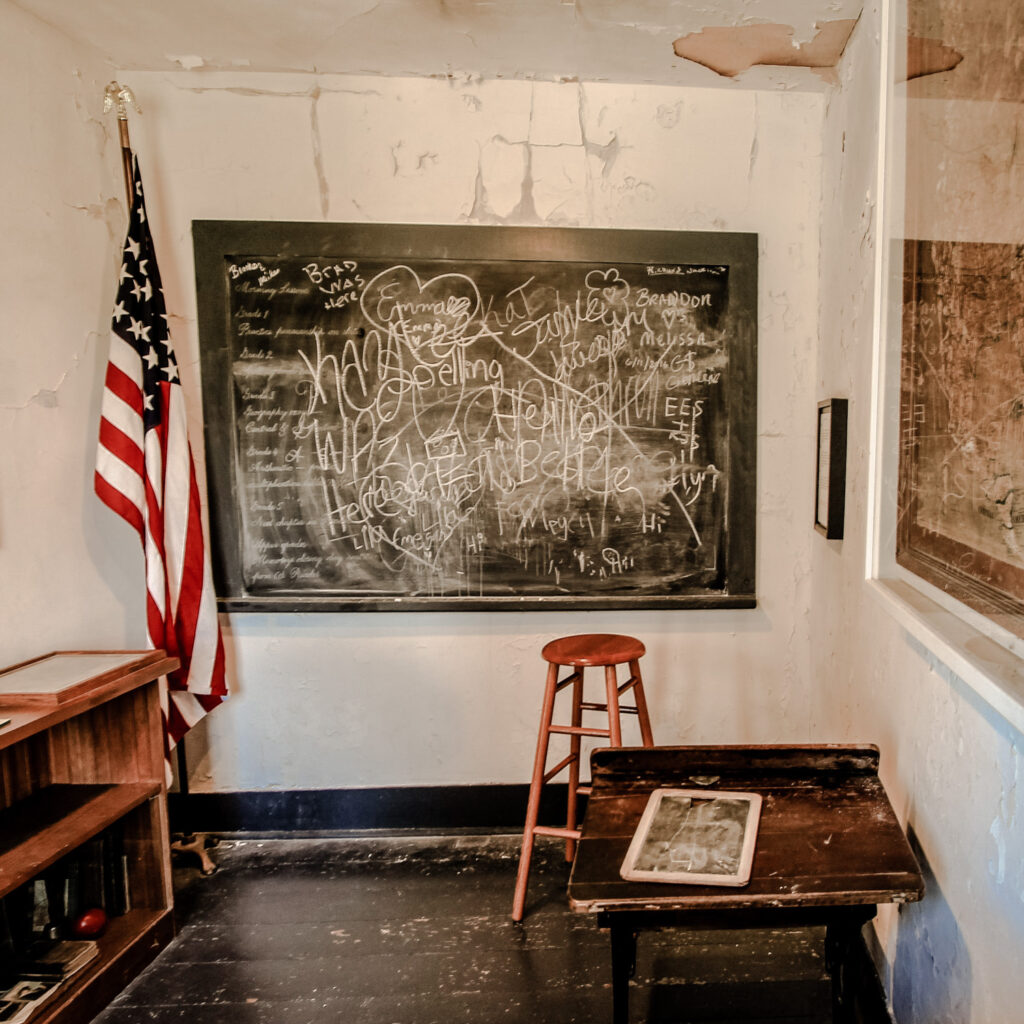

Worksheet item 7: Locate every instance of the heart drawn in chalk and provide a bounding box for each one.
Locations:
[360,265,482,347]
[585,268,630,306]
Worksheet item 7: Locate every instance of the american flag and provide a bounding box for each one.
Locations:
[95,155,227,764]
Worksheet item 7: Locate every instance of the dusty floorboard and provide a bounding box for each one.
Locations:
[89,835,891,1024]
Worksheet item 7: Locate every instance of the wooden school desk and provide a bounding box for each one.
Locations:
[567,745,924,1024]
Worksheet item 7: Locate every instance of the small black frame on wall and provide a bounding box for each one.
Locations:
[815,398,848,540]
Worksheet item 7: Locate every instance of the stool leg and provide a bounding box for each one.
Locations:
[565,668,584,862]
[605,664,622,747]
[512,661,560,921]
[630,658,654,747]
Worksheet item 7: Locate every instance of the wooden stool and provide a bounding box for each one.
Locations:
[511,633,654,921]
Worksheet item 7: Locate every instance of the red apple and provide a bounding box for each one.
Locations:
[72,907,108,938]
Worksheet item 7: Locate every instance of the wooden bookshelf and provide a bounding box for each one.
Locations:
[0,650,178,1024]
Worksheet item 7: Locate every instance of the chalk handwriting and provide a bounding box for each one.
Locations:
[229,257,735,596]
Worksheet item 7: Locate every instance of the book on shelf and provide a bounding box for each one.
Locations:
[15,938,100,979]
[0,941,98,1023]
[0,977,60,1024]
[0,820,131,966]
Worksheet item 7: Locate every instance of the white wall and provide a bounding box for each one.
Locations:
[816,6,1024,1021]
[0,3,138,655]
[113,72,825,789]
[1,40,827,790]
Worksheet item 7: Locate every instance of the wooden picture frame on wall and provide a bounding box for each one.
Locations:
[897,239,1024,632]
[815,398,847,540]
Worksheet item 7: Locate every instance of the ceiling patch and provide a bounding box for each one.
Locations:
[905,35,964,82]
[166,54,206,70]
[672,20,858,78]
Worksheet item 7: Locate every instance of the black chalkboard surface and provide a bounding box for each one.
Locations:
[192,222,757,611]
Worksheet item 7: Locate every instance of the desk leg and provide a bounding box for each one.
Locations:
[826,911,871,1024]
[609,923,637,1024]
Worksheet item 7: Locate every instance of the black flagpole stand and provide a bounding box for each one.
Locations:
[104,81,218,876]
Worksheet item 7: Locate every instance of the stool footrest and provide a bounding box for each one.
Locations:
[549,724,612,738]
[580,701,641,715]
[533,825,581,840]
[555,670,582,693]
[576,784,593,796]
[618,674,640,696]
[543,752,578,783]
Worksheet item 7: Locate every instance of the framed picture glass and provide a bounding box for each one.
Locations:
[619,788,762,886]
[815,398,848,540]
[898,240,1024,625]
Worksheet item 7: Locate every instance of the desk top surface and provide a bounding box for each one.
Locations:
[0,650,178,749]
[568,745,924,914]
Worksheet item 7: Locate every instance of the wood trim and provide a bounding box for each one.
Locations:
[169,783,582,834]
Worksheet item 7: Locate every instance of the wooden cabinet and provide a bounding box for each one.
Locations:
[0,651,178,1024]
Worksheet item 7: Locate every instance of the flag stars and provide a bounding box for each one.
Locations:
[119,262,133,284]
[165,362,179,382]
[144,346,160,369]
[126,235,141,260]
[112,301,128,322]
[127,317,144,340]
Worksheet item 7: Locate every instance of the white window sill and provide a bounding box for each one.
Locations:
[868,577,1024,736]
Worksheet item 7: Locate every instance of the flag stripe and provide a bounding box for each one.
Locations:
[94,470,145,536]
[95,154,227,773]
[107,332,145,388]
[99,383,145,446]
[96,433,145,501]
[98,416,145,477]
[163,387,191,613]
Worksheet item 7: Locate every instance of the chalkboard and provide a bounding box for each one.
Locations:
[192,222,757,611]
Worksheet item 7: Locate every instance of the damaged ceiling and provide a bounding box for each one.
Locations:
[12,0,866,89]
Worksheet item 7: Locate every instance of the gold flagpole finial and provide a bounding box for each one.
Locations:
[103,81,140,120]
[103,82,140,206]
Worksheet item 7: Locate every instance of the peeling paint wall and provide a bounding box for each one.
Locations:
[672,19,858,80]
[8,0,866,91]
[814,4,1024,1020]
[0,3,142,656]
[1,50,826,790]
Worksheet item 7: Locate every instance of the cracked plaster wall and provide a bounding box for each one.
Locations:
[3,25,826,793]
[0,2,140,657]
[814,5,1024,1020]
[95,68,825,791]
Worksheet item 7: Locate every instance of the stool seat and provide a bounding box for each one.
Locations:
[542,633,645,667]
[512,633,654,921]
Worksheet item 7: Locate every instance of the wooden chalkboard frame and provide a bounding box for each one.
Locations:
[193,221,757,612]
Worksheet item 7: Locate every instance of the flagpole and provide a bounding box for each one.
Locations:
[103,81,139,205]
[100,81,220,875]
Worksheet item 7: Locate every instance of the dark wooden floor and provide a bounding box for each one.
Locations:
[89,834,893,1024]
